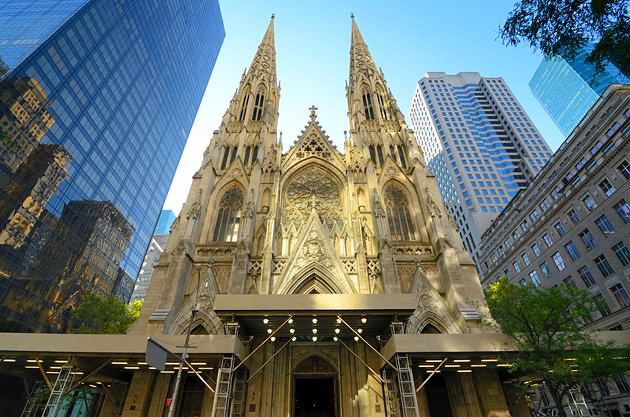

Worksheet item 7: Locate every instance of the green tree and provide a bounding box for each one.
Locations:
[68,294,139,334]
[485,278,630,417]
[500,0,630,76]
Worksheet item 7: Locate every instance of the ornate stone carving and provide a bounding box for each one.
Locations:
[285,166,341,225]
[425,187,442,219]
[186,201,201,220]
[392,244,435,258]
[294,133,332,160]
[294,231,333,270]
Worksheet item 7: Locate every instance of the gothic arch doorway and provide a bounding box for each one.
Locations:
[292,355,338,417]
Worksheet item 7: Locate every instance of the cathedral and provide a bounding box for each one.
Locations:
[130,16,529,417]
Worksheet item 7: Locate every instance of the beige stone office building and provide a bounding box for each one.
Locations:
[478,84,630,413]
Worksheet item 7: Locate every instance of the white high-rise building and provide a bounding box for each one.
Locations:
[409,72,553,262]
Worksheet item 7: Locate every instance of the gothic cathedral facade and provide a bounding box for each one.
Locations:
[133,17,524,417]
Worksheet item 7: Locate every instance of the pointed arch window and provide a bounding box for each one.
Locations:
[238,94,250,121]
[376,145,384,166]
[212,187,243,242]
[252,92,265,121]
[221,147,230,170]
[362,92,375,120]
[397,145,408,169]
[244,146,251,166]
[230,146,238,162]
[252,145,259,164]
[384,183,416,240]
[369,145,376,164]
[377,93,389,120]
[390,145,398,163]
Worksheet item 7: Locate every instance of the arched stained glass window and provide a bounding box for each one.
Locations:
[384,184,416,240]
[212,187,243,242]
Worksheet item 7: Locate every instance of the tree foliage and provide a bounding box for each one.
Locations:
[500,0,630,75]
[485,278,630,417]
[68,294,140,334]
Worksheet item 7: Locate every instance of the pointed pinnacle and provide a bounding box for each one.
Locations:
[261,14,275,49]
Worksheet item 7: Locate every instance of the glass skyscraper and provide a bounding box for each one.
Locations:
[410,72,553,264]
[0,0,224,331]
[155,209,176,235]
[529,47,630,136]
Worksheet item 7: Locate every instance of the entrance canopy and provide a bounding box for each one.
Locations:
[214,294,417,338]
[0,333,248,387]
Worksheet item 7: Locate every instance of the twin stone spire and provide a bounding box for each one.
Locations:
[222,15,409,142]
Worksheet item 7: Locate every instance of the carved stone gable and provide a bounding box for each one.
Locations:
[274,209,355,294]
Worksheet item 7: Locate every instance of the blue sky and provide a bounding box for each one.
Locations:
[163,0,564,212]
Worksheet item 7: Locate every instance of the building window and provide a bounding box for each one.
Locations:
[563,276,577,288]
[542,232,553,247]
[362,93,375,120]
[530,209,541,222]
[513,260,522,273]
[595,255,614,277]
[582,194,598,211]
[377,93,389,120]
[553,221,567,237]
[567,208,580,225]
[552,252,566,271]
[578,266,596,288]
[614,375,630,393]
[221,147,230,170]
[231,146,238,162]
[564,241,581,261]
[212,187,243,242]
[540,261,551,278]
[617,160,630,180]
[369,145,376,165]
[612,241,630,266]
[522,252,531,265]
[593,293,611,317]
[238,93,250,121]
[397,145,407,169]
[613,199,630,224]
[595,215,615,235]
[384,183,416,240]
[243,146,251,166]
[252,92,265,121]
[610,283,630,308]
[578,228,596,250]
[531,242,541,257]
[529,270,541,287]
[376,145,385,167]
[518,278,527,287]
[598,178,616,197]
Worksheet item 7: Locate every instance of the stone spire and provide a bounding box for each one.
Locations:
[347,16,405,136]
[345,16,426,170]
[220,15,279,134]
[348,15,379,90]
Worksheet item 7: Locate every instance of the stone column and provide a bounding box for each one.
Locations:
[473,369,512,417]
[120,370,155,417]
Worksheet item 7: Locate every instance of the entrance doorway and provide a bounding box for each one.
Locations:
[294,377,336,417]
[292,355,338,417]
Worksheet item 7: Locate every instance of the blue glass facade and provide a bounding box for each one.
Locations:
[530,47,630,136]
[0,0,88,70]
[0,0,224,331]
[155,209,176,235]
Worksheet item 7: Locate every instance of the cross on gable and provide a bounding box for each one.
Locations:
[309,105,318,121]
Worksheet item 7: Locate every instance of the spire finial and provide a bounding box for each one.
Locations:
[350,12,355,19]
[271,13,275,20]
[308,105,318,121]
